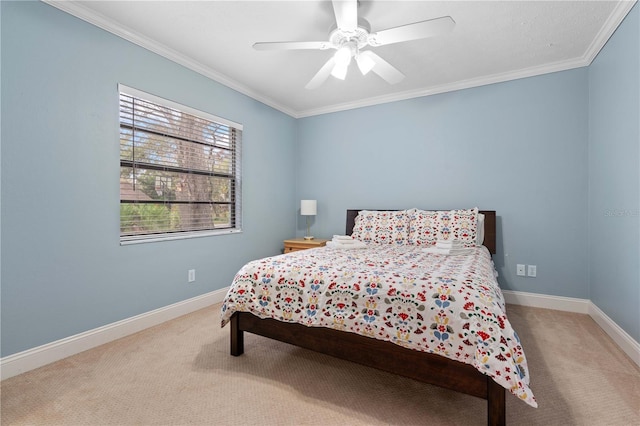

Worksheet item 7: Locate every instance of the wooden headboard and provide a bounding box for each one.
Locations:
[346,209,497,254]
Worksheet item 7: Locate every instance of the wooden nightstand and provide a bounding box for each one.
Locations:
[283,238,328,253]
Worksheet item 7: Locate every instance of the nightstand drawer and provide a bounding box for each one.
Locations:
[283,238,328,253]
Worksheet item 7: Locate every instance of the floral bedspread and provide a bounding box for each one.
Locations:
[220,245,537,407]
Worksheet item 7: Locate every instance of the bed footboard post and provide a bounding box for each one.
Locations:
[486,378,506,426]
[230,313,244,356]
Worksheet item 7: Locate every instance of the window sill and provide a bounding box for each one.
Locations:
[120,228,242,245]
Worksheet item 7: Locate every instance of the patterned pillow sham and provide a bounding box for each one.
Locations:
[436,208,478,247]
[351,210,411,245]
[409,208,479,247]
[407,209,439,246]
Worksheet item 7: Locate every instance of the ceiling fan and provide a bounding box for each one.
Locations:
[253,0,455,89]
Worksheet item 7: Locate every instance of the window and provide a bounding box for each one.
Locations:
[119,84,242,244]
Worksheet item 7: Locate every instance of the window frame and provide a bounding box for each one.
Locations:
[118,84,243,245]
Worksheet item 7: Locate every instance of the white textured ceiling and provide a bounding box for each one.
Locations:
[47,1,635,117]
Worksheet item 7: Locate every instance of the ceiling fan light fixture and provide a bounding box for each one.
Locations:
[356,52,375,75]
[330,62,349,80]
[333,44,352,66]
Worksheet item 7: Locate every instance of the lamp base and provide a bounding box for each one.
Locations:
[304,236,314,240]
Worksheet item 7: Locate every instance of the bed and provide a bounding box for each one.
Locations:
[221,209,536,425]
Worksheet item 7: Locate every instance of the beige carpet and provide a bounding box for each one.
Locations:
[1,304,639,425]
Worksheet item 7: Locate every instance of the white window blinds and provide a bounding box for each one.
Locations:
[119,85,242,244]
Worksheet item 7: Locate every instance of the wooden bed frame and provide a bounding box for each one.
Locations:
[230,210,504,425]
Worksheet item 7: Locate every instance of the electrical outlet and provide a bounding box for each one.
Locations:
[527,265,537,277]
[516,264,526,276]
[188,269,196,283]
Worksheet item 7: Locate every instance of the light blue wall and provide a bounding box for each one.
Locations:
[588,4,639,343]
[0,1,297,357]
[297,69,590,300]
[2,1,638,359]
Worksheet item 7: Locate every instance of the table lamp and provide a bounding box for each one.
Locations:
[300,200,317,240]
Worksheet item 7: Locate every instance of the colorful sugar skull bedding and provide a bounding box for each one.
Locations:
[221,244,537,407]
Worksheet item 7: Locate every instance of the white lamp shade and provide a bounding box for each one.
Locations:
[334,45,352,66]
[356,52,375,75]
[330,63,349,80]
[300,200,317,216]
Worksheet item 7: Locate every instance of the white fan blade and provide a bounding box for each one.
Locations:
[253,41,330,51]
[361,51,405,85]
[368,16,455,46]
[332,0,357,32]
[305,57,336,90]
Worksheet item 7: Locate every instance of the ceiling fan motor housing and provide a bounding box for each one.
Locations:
[329,18,372,54]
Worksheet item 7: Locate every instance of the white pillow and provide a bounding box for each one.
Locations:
[477,213,485,245]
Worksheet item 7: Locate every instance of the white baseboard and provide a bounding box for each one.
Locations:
[502,289,590,313]
[588,302,640,367]
[2,288,638,380]
[503,289,640,367]
[0,288,228,381]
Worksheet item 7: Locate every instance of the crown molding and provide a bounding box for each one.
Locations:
[298,0,637,117]
[42,0,298,118]
[43,0,636,119]
[583,0,637,64]
[296,56,589,117]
